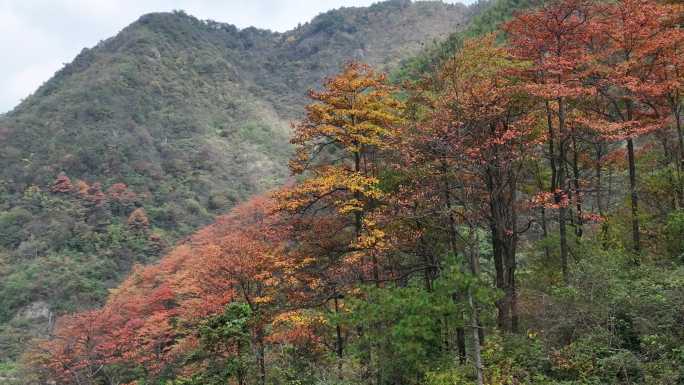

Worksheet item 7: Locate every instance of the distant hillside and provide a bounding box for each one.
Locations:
[394,0,539,81]
[0,0,475,367]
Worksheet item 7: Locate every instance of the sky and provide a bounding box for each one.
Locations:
[0,0,470,114]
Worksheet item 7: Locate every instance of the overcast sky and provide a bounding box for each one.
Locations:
[0,0,470,113]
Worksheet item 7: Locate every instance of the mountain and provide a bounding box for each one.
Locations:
[12,0,684,383]
[0,0,477,367]
[393,0,539,80]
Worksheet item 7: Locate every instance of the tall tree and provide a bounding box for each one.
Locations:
[434,34,537,333]
[586,0,679,253]
[505,0,594,282]
[276,61,404,377]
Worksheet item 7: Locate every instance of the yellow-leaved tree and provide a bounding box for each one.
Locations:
[278,61,404,279]
[275,61,404,376]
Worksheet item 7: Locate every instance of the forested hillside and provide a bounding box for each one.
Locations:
[0,0,476,372]
[394,0,537,79]
[17,0,684,384]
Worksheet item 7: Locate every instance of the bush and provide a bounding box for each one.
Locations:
[664,210,684,262]
[0,208,31,248]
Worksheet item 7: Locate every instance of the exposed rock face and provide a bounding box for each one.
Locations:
[12,301,54,336]
[14,301,52,324]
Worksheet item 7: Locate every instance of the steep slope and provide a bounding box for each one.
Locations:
[394,0,539,80]
[0,0,474,366]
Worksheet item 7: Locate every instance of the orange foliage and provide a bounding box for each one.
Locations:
[50,172,73,194]
[127,208,150,231]
[276,62,404,287]
[32,195,313,382]
[107,182,138,209]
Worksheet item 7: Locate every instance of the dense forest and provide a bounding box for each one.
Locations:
[3,0,684,384]
[0,0,474,375]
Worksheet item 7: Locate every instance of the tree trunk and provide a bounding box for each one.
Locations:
[626,138,641,254]
[595,143,611,247]
[506,249,519,334]
[571,133,583,238]
[334,295,344,379]
[467,231,485,385]
[541,206,550,260]
[535,163,551,260]
[490,193,518,332]
[559,204,569,283]
[487,147,520,333]
[557,98,570,284]
[478,318,485,346]
[469,290,484,385]
[439,161,470,354]
[674,105,684,207]
[504,188,519,333]
[237,339,246,385]
[491,221,509,330]
[456,320,466,364]
[595,143,604,216]
[473,243,486,345]
[256,329,266,385]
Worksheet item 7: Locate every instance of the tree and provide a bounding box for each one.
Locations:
[276,61,404,376]
[505,0,595,282]
[278,61,404,280]
[31,196,298,385]
[50,172,74,194]
[433,34,537,332]
[181,303,253,385]
[106,183,138,215]
[190,196,291,385]
[650,21,684,205]
[127,208,150,232]
[585,0,679,253]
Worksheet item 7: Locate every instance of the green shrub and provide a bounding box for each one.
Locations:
[0,208,31,248]
[664,210,684,261]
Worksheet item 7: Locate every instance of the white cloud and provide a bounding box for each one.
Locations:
[0,0,471,113]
